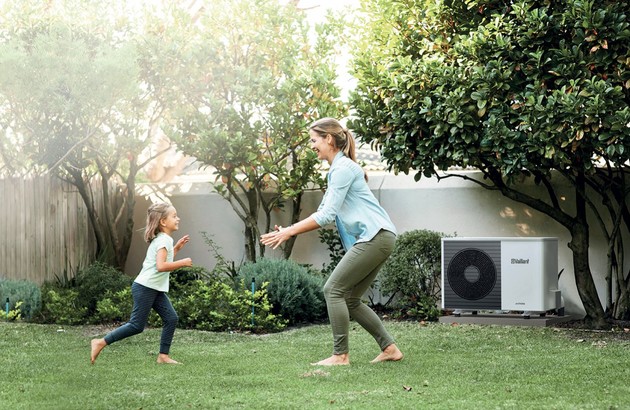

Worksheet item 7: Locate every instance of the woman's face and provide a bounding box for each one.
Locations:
[309,129,332,161]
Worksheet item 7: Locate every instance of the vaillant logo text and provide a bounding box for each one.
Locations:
[511,258,530,264]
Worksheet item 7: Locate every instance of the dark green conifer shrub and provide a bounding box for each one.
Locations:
[238,258,327,325]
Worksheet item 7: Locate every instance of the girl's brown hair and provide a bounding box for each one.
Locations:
[309,117,367,181]
[144,203,174,243]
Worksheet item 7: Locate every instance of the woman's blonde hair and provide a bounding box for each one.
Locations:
[309,117,367,181]
[144,203,174,243]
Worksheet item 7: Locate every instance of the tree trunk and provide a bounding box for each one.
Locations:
[570,170,607,327]
[568,222,606,327]
[614,290,630,320]
[244,189,260,262]
[117,169,137,271]
[66,170,113,266]
[281,193,303,259]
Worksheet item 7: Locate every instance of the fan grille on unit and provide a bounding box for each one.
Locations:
[447,248,497,300]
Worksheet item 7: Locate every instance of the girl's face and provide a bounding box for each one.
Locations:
[160,207,180,234]
[309,129,333,161]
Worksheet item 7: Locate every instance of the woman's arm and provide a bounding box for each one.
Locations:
[260,216,320,249]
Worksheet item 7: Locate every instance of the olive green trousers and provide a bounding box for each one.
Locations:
[323,229,396,355]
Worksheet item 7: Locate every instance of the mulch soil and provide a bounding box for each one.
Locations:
[551,318,630,342]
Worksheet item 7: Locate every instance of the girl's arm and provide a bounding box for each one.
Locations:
[156,248,192,272]
[173,234,190,256]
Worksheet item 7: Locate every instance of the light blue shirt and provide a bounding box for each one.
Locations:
[134,232,174,292]
[311,152,396,250]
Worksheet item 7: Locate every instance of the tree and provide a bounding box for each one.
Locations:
[350,0,630,326]
[0,0,170,269]
[163,0,347,262]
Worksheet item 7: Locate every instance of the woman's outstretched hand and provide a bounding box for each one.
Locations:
[260,225,291,249]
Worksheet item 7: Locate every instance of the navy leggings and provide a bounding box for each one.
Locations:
[104,282,179,355]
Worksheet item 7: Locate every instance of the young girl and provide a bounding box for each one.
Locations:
[90,202,192,365]
[260,117,403,366]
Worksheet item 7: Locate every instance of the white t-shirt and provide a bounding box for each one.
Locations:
[134,232,174,292]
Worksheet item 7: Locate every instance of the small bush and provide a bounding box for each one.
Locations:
[0,301,23,321]
[94,288,133,323]
[36,262,130,325]
[74,262,132,318]
[0,279,41,320]
[172,279,286,333]
[238,258,327,325]
[379,229,450,321]
[39,288,87,325]
[170,265,217,294]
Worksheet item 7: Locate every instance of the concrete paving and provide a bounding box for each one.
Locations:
[439,313,576,327]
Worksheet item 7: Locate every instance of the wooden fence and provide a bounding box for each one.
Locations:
[0,176,103,284]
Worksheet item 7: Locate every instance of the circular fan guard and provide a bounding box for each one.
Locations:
[447,248,497,300]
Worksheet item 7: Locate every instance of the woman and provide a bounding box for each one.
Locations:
[260,117,403,366]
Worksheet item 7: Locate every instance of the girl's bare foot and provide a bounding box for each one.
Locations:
[371,343,403,363]
[90,338,107,364]
[157,353,181,364]
[310,353,350,366]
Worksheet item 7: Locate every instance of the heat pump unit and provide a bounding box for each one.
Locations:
[441,237,561,313]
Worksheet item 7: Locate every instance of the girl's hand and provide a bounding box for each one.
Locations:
[175,234,190,251]
[180,257,193,267]
[260,225,291,249]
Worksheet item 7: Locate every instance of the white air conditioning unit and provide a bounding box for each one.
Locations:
[441,237,561,313]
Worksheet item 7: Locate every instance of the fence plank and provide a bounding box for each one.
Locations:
[0,176,112,284]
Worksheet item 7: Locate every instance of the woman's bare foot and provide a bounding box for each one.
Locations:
[157,353,181,364]
[310,353,350,366]
[371,343,404,363]
[90,338,107,364]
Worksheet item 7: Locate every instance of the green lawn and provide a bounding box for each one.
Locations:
[1,320,629,409]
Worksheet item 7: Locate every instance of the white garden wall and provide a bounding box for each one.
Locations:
[125,171,626,318]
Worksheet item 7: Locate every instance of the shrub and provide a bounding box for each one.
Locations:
[94,288,133,323]
[171,279,286,333]
[39,288,88,325]
[238,258,327,325]
[379,229,450,321]
[0,279,41,320]
[170,265,217,294]
[73,262,132,318]
[35,262,131,325]
[0,301,23,321]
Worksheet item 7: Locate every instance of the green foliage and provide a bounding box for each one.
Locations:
[351,0,630,179]
[39,288,88,325]
[94,288,132,324]
[171,279,286,333]
[36,262,130,325]
[200,232,239,282]
[162,0,348,261]
[0,279,41,320]
[37,260,285,332]
[0,301,23,321]
[318,228,345,276]
[170,265,218,292]
[350,0,630,323]
[0,0,174,269]
[379,229,449,321]
[73,262,132,321]
[238,258,327,325]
